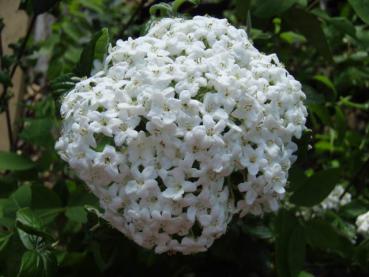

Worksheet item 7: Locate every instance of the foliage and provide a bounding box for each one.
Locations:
[0,0,369,276]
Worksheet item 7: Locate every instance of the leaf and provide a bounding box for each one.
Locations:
[275,210,300,277]
[253,0,297,18]
[354,238,369,265]
[290,168,341,207]
[327,17,356,38]
[305,219,354,257]
[3,185,32,218]
[313,75,336,93]
[0,232,12,253]
[288,225,306,277]
[287,166,308,192]
[0,152,34,171]
[349,0,369,25]
[341,200,369,219]
[284,7,332,62]
[280,31,306,44]
[0,70,11,86]
[172,0,199,13]
[31,185,61,209]
[149,3,173,17]
[20,119,54,147]
[65,206,88,224]
[49,73,78,96]
[57,251,87,267]
[18,250,57,277]
[74,28,109,77]
[16,208,54,250]
[34,208,64,225]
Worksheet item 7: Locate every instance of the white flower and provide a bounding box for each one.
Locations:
[356,211,369,236]
[56,16,307,254]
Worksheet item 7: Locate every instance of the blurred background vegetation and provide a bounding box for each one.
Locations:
[0,0,369,276]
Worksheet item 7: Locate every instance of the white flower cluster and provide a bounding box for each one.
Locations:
[356,211,369,236]
[56,16,307,254]
[297,185,351,220]
[319,185,351,211]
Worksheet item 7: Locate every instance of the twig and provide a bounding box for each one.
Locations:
[9,15,37,79]
[5,108,14,150]
[307,0,319,11]
[0,15,37,151]
[0,24,15,151]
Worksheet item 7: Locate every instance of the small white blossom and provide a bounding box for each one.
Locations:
[356,211,369,236]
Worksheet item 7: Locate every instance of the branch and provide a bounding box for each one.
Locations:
[0,15,37,151]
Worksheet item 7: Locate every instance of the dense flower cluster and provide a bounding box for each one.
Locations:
[56,16,307,254]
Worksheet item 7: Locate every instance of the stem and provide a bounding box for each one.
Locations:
[246,11,252,37]
[0,30,3,69]
[339,97,369,110]
[0,26,14,150]
[0,15,37,151]
[9,15,37,79]
[307,0,319,11]
[5,107,14,151]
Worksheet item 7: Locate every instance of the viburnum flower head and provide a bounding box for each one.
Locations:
[56,16,307,254]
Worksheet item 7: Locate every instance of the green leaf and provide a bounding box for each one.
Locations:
[0,152,34,171]
[65,206,87,224]
[327,17,356,38]
[290,168,340,207]
[93,29,110,62]
[253,0,297,18]
[341,200,369,219]
[20,119,54,147]
[49,73,78,96]
[284,8,332,62]
[305,219,354,257]
[149,3,173,17]
[3,185,32,218]
[74,28,109,77]
[313,75,336,94]
[275,210,300,277]
[57,250,87,267]
[349,0,369,24]
[172,0,199,14]
[0,70,11,86]
[288,225,306,277]
[280,31,306,44]
[288,166,308,192]
[355,238,369,265]
[31,185,61,210]
[0,232,12,253]
[18,250,57,277]
[16,208,53,250]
